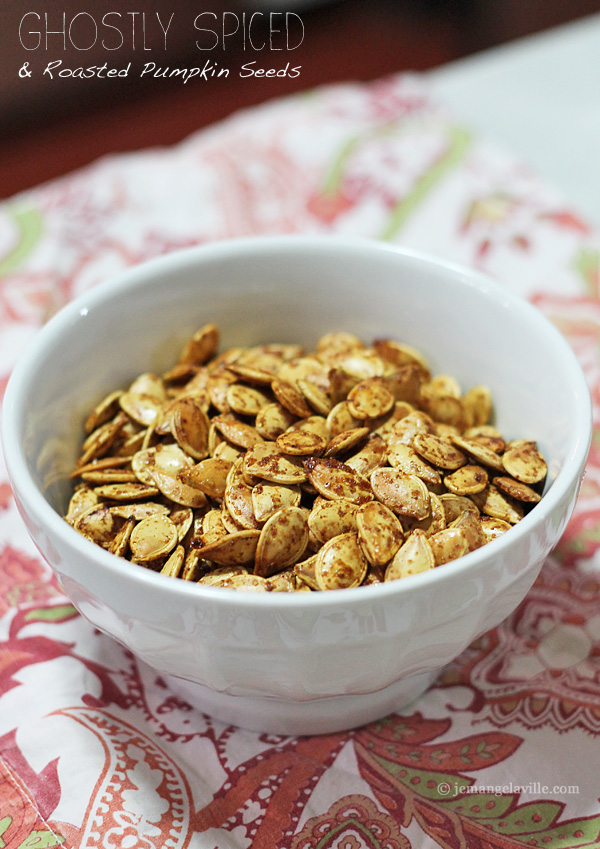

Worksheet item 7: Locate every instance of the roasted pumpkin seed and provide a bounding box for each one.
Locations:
[292,554,318,590]
[356,501,404,567]
[287,415,329,441]
[192,530,260,566]
[429,528,469,566]
[338,351,385,381]
[413,433,466,470]
[109,517,135,558]
[181,549,207,581]
[119,393,163,428]
[149,468,207,509]
[326,401,361,437]
[161,545,185,578]
[344,434,387,477]
[271,378,313,418]
[212,415,263,449]
[130,515,178,562]
[449,508,484,551]
[109,502,170,521]
[252,482,301,523]
[422,374,462,400]
[180,457,231,499]
[370,468,430,519]
[276,430,326,456]
[132,443,192,485]
[443,464,488,495]
[404,491,446,537]
[74,504,118,547]
[347,377,395,420]
[324,426,369,458]
[93,482,159,501]
[451,434,504,471]
[85,390,124,435]
[66,487,99,525]
[297,379,332,416]
[129,372,167,401]
[78,413,127,465]
[463,386,492,427]
[502,442,547,484]
[493,475,541,503]
[254,506,309,577]
[373,339,430,374]
[80,468,138,485]
[225,483,262,530]
[391,410,435,446]
[308,498,359,544]
[170,507,194,542]
[243,442,307,484]
[384,365,424,404]
[385,529,434,580]
[226,383,271,416]
[221,503,245,534]
[178,323,219,365]
[439,492,479,524]
[169,397,210,460]
[266,568,298,592]
[422,395,471,431]
[304,457,373,504]
[315,532,368,590]
[367,402,410,443]
[255,403,297,440]
[386,442,441,486]
[480,516,512,543]
[471,485,524,524]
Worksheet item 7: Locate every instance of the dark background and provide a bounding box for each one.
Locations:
[2,0,600,199]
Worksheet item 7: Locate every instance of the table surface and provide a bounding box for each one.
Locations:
[429,12,600,227]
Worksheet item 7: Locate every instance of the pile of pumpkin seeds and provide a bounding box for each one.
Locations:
[65,324,547,592]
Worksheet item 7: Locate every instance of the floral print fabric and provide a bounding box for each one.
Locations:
[1,75,600,848]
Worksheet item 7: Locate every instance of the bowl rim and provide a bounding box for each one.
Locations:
[2,235,593,610]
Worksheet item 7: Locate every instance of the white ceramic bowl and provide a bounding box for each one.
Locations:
[2,236,591,735]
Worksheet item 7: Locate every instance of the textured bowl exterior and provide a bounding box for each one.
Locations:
[2,237,591,734]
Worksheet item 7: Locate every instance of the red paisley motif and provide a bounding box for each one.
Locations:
[0,483,12,510]
[436,557,600,733]
[354,713,600,849]
[0,545,60,614]
[291,795,410,849]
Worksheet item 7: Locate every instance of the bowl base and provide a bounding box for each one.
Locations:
[163,669,437,736]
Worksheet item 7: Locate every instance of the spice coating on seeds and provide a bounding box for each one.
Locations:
[65,324,548,590]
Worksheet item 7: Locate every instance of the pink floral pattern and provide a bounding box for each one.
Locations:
[1,74,600,848]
